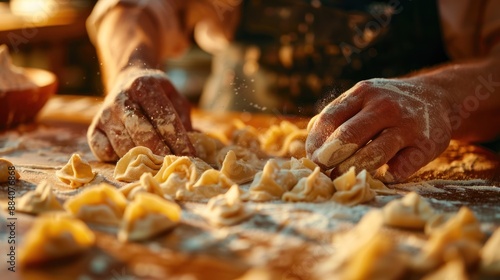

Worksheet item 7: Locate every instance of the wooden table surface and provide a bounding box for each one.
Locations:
[0,96,499,280]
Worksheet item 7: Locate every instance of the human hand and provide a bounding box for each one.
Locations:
[87,68,196,161]
[306,78,453,182]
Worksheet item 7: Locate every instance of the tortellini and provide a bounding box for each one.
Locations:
[231,126,267,158]
[64,183,128,226]
[220,150,259,184]
[119,172,168,201]
[480,228,500,275]
[56,154,95,188]
[422,260,468,280]
[0,158,20,183]
[247,159,297,201]
[19,216,95,265]
[282,167,334,202]
[18,181,64,214]
[114,146,164,182]
[413,207,484,271]
[188,131,225,166]
[331,167,376,206]
[118,192,181,242]
[382,192,435,229]
[259,121,307,158]
[206,185,251,227]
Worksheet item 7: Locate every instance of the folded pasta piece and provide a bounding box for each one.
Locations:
[332,167,376,206]
[206,185,252,227]
[114,146,164,182]
[0,158,20,182]
[163,169,233,201]
[260,121,307,158]
[56,154,95,188]
[282,167,334,202]
[155,155,212,184]
[412,207,484,271]
[317,210,406,280]
[19,216,95,265]
[118,192,181,242]
[421,259,468,280]
[188,131,225,166]
[231,126,268,158]
[281,157,318,171]
[382,192,435,229]
[119,172,168,200]
[215,145,264,169]
[247,159,297,201]
[64,183,128,226]
[220,150,259,184]
[18,180,64,214]
[480,228,500,275]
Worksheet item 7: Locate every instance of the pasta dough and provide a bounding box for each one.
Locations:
[206,185,251,227]
[19,216,95,265]
[247,159,297,201]
[118,192,181,242]
[413,207,484,271]
[220,150,259,184]
[114,146,164,182]
[382,192,435,229]
[282,167,334,202]
[0,158,20,183]
[18,180,64,214]
[480,228,500,275]
[421,259,468,280]
[119,172,168,201]
[64,183,128,226]
[188,131,225,166]
[259,121,307,158]
[56,154,95,188]
[231,126,267,158]
[331,167,376,206]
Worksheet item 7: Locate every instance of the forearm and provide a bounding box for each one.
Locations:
[402,52,500,143]
[94,4,162,92]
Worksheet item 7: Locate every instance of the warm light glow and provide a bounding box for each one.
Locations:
[10,0,58,19]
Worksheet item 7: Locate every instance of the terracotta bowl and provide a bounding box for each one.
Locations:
[0,68,57,130]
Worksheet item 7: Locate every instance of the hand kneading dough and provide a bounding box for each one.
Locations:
[18,180,64,214]
[206,185,251,227]
[0,158,20,182]
[64,183,128,226]
[114,146,164,182]
[56,154,95,188]
[480,228,500,275]
[118,192,181,242]
[317,211,406,280]
[220,150,259,184]
[247,159,298,201]
[382,192,435,229]
[188,131,225,166]
[19,216,95,265]
[413,207,484,271]
[282,167,334,202]
[332,167,376,206]
[119,172,167,200]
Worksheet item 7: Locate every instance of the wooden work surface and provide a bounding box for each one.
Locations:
[0,96,499,280]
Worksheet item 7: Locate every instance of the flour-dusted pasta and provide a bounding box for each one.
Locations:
[316,210,406,280]
[19,216,95,265]
[281,157,318,171]
[119,172,167,201]
[206,185,251,227]
[331,167,376,206]
[188,131,225,166]
[382,192,435,229]
[247,159,297,201]
[282,167,334,202]
[220,150,259,184]
[412,207,484,271]
[421,259,468,280]
[215,145,263,169]
[231,126,267,158]
[173,169,236,201]
[114,146,164,182]
[56,154,95,188]
[260,121,307,158]
[480,228,500,275]
[0,158,20,182]
[64,183,128,226]
[17,180,63,214]
[118,192,181,242]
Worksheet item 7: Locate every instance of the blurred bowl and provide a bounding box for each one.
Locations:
[0,68,57,130]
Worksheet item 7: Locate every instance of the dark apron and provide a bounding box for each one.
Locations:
[199,0,449,116]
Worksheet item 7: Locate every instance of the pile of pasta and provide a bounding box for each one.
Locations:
[13,121,500,279]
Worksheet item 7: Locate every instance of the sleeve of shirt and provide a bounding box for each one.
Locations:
[86,0,190,58]
[439,0,500,59]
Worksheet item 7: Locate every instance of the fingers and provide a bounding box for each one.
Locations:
[98,107,136,157]
[385,147,431,182]
[87,125,119,162]
[129,77,196,156]
[335,128,405,175]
